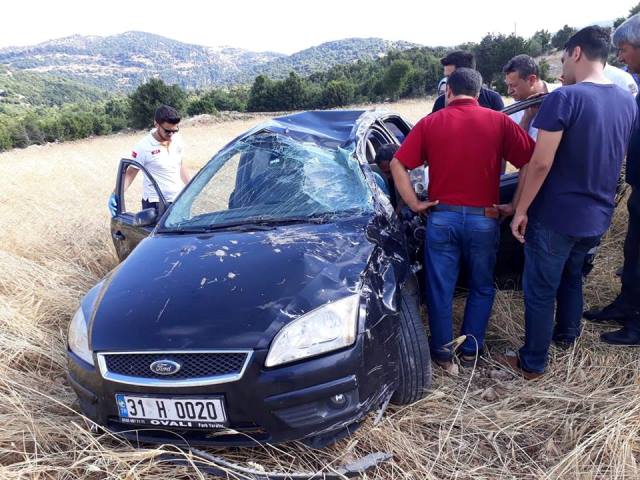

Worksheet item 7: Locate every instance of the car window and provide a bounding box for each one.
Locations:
[383,118,411,143]
[500,95,546,117]
[366,129,388,153]
[501,96,546,174]
[119,163,161,214]
[163,133,373,230]
[365,127,395,163]
[189,153,240,217]
[365,139,376,164]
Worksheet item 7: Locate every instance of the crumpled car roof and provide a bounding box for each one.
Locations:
[255,110,369,147]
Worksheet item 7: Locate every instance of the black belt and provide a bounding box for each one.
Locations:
[432,203,499,218]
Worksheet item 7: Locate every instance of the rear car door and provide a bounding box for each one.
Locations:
[111,158,167,262]
[498,94,627,284]
[495,97,547,286]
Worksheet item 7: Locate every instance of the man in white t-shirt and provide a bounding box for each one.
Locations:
[503,55,561,140]
[108,105,190,215]
[604,63,639,96]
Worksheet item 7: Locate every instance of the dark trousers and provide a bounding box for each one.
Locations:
[519,220,601,373]
[620,187,640,313]
[424,210,500,361]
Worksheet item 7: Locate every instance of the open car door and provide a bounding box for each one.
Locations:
[497,93,628,284]
[110,158,168,262]
[493,95,549,286]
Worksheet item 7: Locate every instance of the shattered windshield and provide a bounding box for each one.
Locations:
[162,132,373,231]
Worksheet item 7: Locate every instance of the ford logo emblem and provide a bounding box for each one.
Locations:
[150,360,181,376]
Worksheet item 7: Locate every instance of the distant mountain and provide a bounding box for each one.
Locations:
[0,32,421,92]
[0,31,284,91]
[254,38,420,78]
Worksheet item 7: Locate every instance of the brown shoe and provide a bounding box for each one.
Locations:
[434,359,459,376]
[494,354,543,381]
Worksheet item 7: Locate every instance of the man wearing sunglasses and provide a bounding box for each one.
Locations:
[108,105,190,215]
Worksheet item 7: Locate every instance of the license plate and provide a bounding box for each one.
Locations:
[115,394,228,429]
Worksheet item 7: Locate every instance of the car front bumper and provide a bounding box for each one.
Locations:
[67,331,396,447]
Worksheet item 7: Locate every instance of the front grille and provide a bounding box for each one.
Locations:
[103,352,248,380]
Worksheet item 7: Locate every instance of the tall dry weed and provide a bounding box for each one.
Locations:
[0,99,638,479]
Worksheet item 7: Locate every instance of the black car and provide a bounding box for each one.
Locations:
[67,101,614,448]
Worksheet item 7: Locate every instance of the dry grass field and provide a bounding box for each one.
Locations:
[0,97,639,479]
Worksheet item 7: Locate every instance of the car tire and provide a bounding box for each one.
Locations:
[391,279,432,405]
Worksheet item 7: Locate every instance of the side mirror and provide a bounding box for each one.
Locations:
[132,208,158,227]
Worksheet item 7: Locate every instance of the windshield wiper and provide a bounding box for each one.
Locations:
[162,210,364,234]
[242,212,352,225]
[161,222,277,234]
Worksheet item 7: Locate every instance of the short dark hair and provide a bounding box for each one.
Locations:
[440,51,476,70]
[447,68,482,97]
[375,144,399,165]
[154,105,181,124]
[503,54,539,78]
[564,26,611,64]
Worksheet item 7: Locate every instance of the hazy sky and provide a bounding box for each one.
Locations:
[1,0,636,53]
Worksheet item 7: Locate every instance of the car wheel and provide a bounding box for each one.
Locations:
[391,279,432,405]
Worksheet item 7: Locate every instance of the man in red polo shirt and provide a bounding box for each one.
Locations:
[391,68,535,373]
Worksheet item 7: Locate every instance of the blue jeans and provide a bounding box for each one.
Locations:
[519,220,602,373]
[424,210,499,361]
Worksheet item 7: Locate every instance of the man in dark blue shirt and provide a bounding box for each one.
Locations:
[588,15,640,344]
[497,26,637,378]
[431,51,504,113]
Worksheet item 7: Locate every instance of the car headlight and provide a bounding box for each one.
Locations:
[68,307,94,366]
[265,294,359,367]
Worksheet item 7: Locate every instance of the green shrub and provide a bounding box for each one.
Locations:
[320,80,355,108]
[39,114,64,143]
[129,79,187,129]
[0,120,12,151]
[8,123,30,149]
[23,117,45,145]
[212,89,247,111]
[59,110,93,140]
[104,97,130,131]
[92,114,112,136]
[187,94,217,116]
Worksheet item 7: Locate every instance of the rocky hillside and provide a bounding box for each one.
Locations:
[0,32,420,92]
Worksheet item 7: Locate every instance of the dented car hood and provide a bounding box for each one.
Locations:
[90,216,375,352]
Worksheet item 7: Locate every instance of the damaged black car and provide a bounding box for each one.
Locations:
[68,110,435,447]
[67,101,615,447]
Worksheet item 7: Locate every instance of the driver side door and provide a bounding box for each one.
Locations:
[111,158,167,262]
